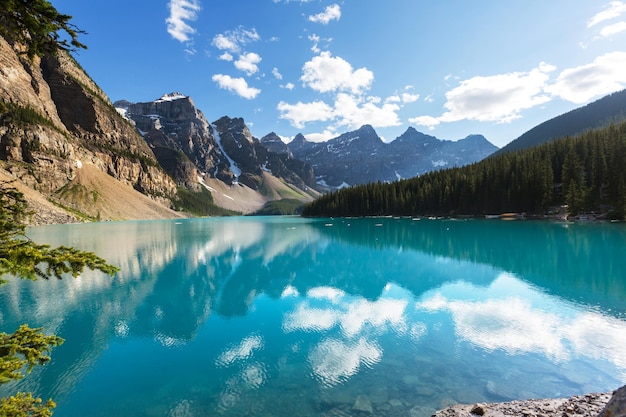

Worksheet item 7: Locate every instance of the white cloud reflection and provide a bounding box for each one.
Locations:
[283,287,410,385]
[280,273,626,388]
[283,295,408,337]
[307,286,345,301]
[422,295,565,359]
[308,337,381,386]
[418,273,626,376]
[216,334,264,367]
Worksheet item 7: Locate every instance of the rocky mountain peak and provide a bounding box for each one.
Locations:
[394,127,440,145]
[260,132,292,157]
[214,116,254,145]
[335,124,382,149]
[118,100,317,199]
[156,92,187,102]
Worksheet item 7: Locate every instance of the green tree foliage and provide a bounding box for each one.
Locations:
[0,392,55,417]
[0,0,86,59]
[0,182,119,283]
[303,121,626,219]
[252,198,304,215]
[1,183,118,416]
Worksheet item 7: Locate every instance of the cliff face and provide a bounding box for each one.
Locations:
[118,96,317,198]
[0,34,178,221]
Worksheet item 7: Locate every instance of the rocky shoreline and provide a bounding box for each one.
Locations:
[434,385,625,417]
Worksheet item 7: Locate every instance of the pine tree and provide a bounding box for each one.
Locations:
[0,0,86,59]
[1,183,118,416]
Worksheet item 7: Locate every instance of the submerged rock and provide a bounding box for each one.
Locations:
[352,395,373,414]
[409,405,437,417]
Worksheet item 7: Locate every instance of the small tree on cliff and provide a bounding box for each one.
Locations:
[0,0,87,59]
[0,182,118,416]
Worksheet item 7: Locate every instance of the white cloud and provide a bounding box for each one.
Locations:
[277,100,334,128]
[410,62,556,128]
[272,67,283,80]
[546,51,626,103]
[588,1,626,27]
[334,93,402,129]
[401,93,420,103]
[409,115,440,129]
[213,34,238,52]
[309,4,342,25]
[301,51,374,95]
[219,52,233,61]
[309,34,321,53]
[212,74,261,99]
[282,82,295,90]
[600,20,626,37]
[277,93,402,131]
[166,0,201,43]
[386,93,419,104]
[235,52,262,76]
[304,129,337,142]
[212,27,260,53]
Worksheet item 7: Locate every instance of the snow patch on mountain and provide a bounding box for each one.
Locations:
[157,92,187,102]
[212,124,241,180]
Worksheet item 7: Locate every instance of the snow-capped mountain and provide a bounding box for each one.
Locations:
[115,94,316,195]
[267,125,498,189]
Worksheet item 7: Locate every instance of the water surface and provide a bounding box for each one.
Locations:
[1,217,625,417]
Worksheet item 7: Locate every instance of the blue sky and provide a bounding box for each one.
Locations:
[50,0,626,147]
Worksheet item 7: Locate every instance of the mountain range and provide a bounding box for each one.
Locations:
[2,27,625,222]
[270,126,497,188]
[117,93,498,193]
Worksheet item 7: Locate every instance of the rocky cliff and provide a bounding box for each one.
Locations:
[0,34,179,221]
[117,96,318,206]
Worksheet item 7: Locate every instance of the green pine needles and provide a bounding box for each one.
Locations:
[0,182,118,416]
[0,0,87,59]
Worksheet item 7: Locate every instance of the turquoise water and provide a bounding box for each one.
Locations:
[1,217,625,417]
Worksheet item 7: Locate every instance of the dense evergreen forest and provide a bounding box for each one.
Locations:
[302,121,626,219]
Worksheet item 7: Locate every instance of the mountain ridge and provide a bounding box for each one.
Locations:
[496,89,626,155]
[276,125,498,188]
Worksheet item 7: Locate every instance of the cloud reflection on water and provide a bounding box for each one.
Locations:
[216,334,264,367]
[308,337,382,387]
[283,286,411,385]
[418,272,626,378]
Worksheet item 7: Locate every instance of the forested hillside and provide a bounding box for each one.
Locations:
[495,89,626,155]
[303,121,626,219]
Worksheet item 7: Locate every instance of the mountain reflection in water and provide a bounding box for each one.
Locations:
[1,217,625,417]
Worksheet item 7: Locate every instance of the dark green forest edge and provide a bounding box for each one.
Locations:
[303,121,626,220]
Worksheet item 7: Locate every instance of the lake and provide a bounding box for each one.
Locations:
[1,217,625,417]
